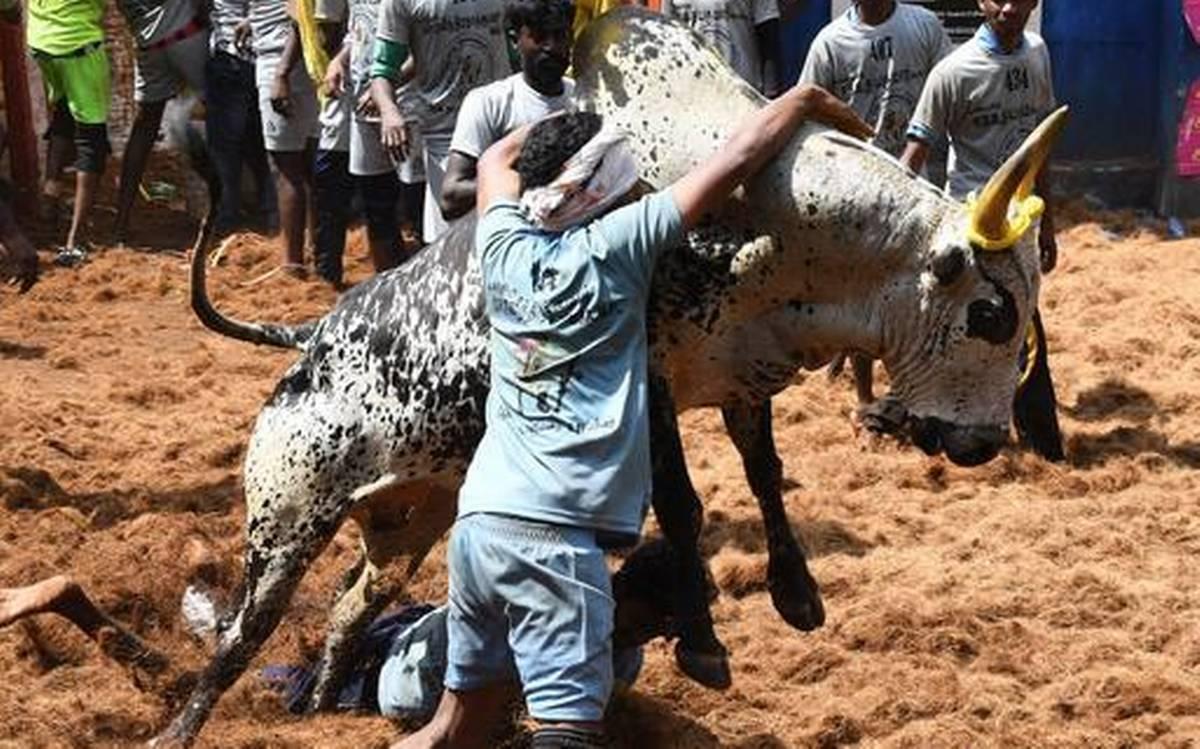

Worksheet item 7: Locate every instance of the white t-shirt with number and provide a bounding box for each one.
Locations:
[908,25,1056,200]
[660,0,779,92]
[800,2,951,157]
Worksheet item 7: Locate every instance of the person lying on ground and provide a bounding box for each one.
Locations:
[0,539,706,727]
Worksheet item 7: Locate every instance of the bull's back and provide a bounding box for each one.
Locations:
[267,217,493,478]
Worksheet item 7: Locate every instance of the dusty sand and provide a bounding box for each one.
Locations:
[1,181,1199,748]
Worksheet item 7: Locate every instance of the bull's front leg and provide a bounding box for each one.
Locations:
[649,375,731,690]
[721,400,824,631]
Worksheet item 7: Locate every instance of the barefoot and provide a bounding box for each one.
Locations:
[0,575,78,628]
[281,262,309,280]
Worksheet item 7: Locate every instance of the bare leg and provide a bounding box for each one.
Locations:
[65,171,101,250]
[390,685,512,749]
[41,102,75,224]
[115,99,167,244]
[268,145,313,273]
[0,576,169,678]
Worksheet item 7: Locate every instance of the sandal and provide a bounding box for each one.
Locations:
[53,244,89,268]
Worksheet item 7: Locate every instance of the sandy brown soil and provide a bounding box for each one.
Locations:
[2,177,1199,748]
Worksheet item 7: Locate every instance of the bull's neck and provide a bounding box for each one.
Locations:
[732,132,950,359]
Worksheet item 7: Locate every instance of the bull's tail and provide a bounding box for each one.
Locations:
[190,206,313,350]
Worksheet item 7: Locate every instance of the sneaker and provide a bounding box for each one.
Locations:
[53,244,89,268]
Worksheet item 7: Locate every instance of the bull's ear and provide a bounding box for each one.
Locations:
[969,106,1070,249]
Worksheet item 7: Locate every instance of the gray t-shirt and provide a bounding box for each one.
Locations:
[375,0,510,139]
[799,2,951,157]
[117,0,196,46]
[908,25,1056,199]
[660,0,779,91]
[449,74,575,159]
[210,0,251,59]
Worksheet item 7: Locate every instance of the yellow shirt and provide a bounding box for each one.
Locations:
[27,0,105,56]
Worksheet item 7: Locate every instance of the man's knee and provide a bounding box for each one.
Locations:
[74,123,110,174]
[530,726,607,749]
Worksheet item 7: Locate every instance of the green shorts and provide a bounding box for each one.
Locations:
[34,43,111,125]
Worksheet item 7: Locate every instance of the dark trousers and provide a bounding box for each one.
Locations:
[1013,310,1065,461]
[205,50,275,230]
[314,148,402,285]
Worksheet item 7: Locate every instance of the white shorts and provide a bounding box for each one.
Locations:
[256,60,319,153]
[421,134,450,243]
[349,117,392,177]
[318,89,350,153]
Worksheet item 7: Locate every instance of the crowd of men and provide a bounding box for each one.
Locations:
[0,1,1057,748]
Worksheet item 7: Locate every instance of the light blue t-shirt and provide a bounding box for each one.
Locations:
[457,191,685,543]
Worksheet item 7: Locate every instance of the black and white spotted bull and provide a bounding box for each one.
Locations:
[154,9,1066,745]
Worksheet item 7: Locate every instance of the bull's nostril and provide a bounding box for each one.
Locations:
[910,419,943,456]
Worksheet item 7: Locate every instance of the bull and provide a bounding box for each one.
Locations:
[153,9,1065,745]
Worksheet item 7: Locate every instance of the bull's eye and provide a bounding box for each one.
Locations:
[966,290,1018,344]
[931,247,966,286]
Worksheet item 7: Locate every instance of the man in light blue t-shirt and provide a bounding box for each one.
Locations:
[393,87,871,749]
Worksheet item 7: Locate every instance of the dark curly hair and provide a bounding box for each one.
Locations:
[504,0,572,39]
[516,111,604,192]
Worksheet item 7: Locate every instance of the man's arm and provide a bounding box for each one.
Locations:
[440,152,480,220]
[900,57,952,178]
[669,83,871,229]
[271,21,304,116]
[898,137,930,175]
[323,44,350,96]
[475,123,531,212]
[369,38,413,158]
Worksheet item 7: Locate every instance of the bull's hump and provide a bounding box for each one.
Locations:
[573,7,763,188]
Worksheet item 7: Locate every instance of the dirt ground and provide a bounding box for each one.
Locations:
[2,173,1200,748]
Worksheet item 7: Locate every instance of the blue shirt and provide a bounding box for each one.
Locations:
[457,191,685,542]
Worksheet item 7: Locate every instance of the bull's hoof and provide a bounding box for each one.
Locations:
[856,397,907,439]
[768,562,826,631]
[674,641,732,690]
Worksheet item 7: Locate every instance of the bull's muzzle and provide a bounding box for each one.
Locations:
[909,416,1007,467]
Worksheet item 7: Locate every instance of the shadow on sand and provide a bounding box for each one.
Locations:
[1,465,237,528]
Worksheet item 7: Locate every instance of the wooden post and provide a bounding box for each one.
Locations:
[0,16,40,218]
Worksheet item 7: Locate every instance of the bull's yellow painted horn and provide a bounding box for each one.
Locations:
[967,106,1070,251]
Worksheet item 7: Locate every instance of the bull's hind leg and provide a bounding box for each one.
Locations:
[307,481,457,711]
[648,376,731,690]
[152,516,341,747]
[721,400,824,631]
[153,409,359,746]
